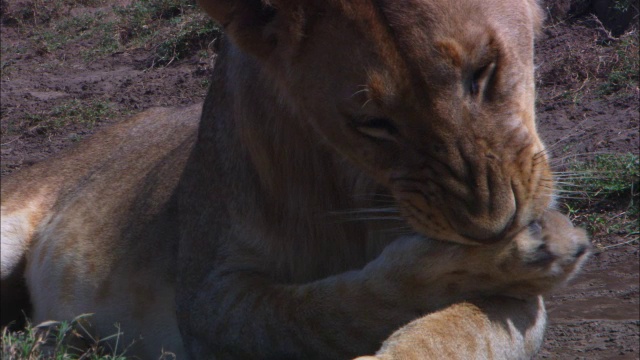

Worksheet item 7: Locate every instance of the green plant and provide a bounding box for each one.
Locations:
[154,13,219,65]
[115,0,195,43]
[50,99,116,128]
[2,0,103,26]
[28,10,115,55]
[18,99,117,135]
[1,315,131,360]
[558,153,639,239]
[562,153,639,203]
[113,0,221,66]
[613,0,634,13]
[1,314,184,359]
[599,32,639,95]
[8,0,221,67]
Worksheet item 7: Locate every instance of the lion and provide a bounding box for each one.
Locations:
[1,0,591,359]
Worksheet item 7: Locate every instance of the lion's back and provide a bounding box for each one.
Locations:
[1,104,201,356]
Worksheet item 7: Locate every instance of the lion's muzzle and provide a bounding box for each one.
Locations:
[442,162,518,243]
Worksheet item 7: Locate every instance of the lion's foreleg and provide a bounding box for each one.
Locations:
[177,225,579,359]
[176,236,515,358]
[356,296,547,360]
[177,269,422,359]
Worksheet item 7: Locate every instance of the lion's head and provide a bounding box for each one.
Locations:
[199,0,547,245]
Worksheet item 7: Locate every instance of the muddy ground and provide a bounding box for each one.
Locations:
[1,1,638,359]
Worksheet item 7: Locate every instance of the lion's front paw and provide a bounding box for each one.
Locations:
[498,210,591,297]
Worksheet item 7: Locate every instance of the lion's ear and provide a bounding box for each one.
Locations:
[197,0,286,57]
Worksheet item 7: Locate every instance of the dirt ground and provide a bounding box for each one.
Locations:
[531,16,640,360]
[1,2,638,359]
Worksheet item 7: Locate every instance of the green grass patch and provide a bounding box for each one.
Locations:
[7,0,221,64]
[1,315,181,359]
[565,153,639,202]
[153,13,220,65]
[18,99,118,135]
[599,31,639,96]
[560,153,639,239]
[114,0,221,66]
[28,10,118,56]
[1,0,104,26]
[1,315,129,360]
[613,0,636,13]
[50,99,115,127]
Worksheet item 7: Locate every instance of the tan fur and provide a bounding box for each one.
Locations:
[1,0,590,359]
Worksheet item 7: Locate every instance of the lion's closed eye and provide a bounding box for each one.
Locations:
[469,62,495,97]
[352,116,399,142]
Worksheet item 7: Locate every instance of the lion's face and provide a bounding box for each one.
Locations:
[205,0,548,245]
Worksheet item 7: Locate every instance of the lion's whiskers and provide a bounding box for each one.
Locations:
[536,115,598,156]
[350,86,371,98]
[324,206,404,224]
[548,151,612,165]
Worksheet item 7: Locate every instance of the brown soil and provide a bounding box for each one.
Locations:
[1,3,638,359]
